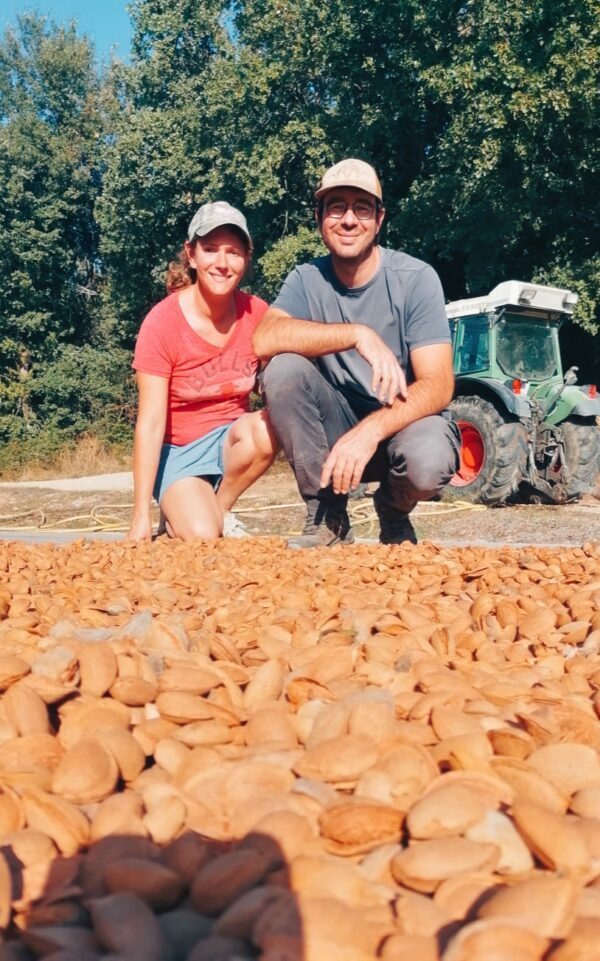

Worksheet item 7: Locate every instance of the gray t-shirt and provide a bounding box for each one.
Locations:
[272,247,451,408]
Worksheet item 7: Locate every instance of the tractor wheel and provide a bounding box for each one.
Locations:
[444,395,528,505]
[548,418,600,503]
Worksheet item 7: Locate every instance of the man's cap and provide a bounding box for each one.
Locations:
[314,158,383,201]
[187,201,251,245]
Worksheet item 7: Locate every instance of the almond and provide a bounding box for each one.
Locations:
[407,784,487,839]
[392,838,500,893]
[319,801,403,854]
[51,739,119,804]
[78,642,118,696]
[96,727,146,781]
[442,919,548,961]
[190,849,271,916]
[87,892,168,960]
[103,857,185,910]
[527,742,600,796]
[293,735,380,783]
[477,874,579,938]
[0,654,30,689]
[21,787,89,855]
[4,684,49,735]
[511,798,590,873]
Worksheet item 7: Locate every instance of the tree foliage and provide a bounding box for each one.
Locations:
[0,0,598,471]
[0,15,102,355]
[96,0,234,340]
[98,0,599,328]
[393,0,599,328]
[0,14,106,449]
[0,344,134,474]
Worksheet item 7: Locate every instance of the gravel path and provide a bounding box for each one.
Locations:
[0,465,598,546]
[0,471,133,492]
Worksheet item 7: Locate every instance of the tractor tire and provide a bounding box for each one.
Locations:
[548,418,600,503]
[444,395,528,506]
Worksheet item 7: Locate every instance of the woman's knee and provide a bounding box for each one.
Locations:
[160,478,223,540]
[254,410,279,457]
[166,517,222,541]
[229,411,278,461]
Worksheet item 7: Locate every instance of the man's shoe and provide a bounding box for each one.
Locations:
[288,504,355,549]
[374,490,417,545]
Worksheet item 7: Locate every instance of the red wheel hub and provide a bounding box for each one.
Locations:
[451,420,485,486]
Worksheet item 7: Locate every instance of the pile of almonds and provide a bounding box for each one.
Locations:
[0,536,600,960]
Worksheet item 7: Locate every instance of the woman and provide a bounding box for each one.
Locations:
[127,201,278,541]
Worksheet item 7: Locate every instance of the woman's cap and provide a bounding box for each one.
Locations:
[314,158,383,201]
[187,201,251,245]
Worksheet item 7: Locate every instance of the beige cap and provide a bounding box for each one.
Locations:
[187,201,251,245]
[314,158,383,201]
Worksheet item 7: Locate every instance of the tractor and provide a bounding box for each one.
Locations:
[445,280,600,505]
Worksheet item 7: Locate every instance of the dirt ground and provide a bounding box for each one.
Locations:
[0,460,598,546]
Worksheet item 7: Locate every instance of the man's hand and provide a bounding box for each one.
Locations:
[320,421,380,495]
[354,327,407,406]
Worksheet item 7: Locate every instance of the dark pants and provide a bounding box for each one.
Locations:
[262,353,461,514]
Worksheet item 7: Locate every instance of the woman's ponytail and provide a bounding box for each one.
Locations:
[166,246,195,293]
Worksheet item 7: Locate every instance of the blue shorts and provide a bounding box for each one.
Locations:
[153,423,233,504]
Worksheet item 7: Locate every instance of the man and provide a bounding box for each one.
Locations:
[254,158,460,547]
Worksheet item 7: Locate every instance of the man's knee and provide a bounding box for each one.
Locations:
[389,417,460,492]
[261,353,317,401]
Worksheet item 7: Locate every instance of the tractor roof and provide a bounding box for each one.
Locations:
[446,281,578,319]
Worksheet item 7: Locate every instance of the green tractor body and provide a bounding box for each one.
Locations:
[446,281,600,505]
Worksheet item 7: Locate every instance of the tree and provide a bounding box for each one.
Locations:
[391,0,599,334]
[0,14,104,438]
[90,0,600,374]
[98,0,438,320]
[97,0,234,342]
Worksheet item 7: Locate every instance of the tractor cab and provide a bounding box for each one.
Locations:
[448,280,574,388]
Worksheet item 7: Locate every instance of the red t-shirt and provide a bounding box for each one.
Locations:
[133,290,268,446]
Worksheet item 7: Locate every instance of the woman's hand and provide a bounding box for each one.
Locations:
[125,512,154,542]
[128,372,169,544]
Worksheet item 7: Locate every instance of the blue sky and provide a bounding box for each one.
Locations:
[1,1,133,63]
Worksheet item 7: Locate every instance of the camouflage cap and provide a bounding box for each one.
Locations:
[187,201,251,245]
